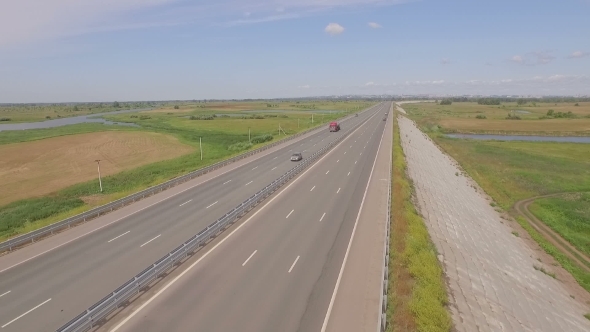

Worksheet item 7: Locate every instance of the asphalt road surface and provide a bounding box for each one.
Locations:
[104,102,390,332]
[0,103,388,332]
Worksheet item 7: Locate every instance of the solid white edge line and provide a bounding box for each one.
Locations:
[206,201,218,209]
[140,235,161,248]
[0,290,10,298]
[288,256,300,273]
[1,298,51,328]
[320,213,326,222]
[179,199,192,207]
[320,106,387,332]
[107,231,130,243]
[108,106,381,332]
[286,209,294,219]
[0,115,337,274]
[242,250,258,266]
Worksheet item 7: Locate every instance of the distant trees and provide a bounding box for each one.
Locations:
[73,105,80,112]
[575,103,580,106]
[517,99,526,105]
[439,99,453,105]
[174,105,179,109]
[113,101,120,108]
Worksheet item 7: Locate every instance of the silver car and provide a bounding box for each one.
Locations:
[290,152,303,161]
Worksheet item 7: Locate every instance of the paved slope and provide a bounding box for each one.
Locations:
[398,115,590,331]
[0,103,386,332]
[102,103,390,332]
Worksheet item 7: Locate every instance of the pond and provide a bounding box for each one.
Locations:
[0,108,150,131]
[446,134,590,143]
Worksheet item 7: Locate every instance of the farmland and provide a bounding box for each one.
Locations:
[0,100,371,241]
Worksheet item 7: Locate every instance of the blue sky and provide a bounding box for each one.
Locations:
[1,0,589,102]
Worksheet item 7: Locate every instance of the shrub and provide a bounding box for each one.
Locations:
[575,103,580,106]
[439,99,452,105]
[250,134,273,144]
[475,115,487,119]
[139,115,151,120]
[189,115,215,120]
[174,105,179,109]
[227,141,253,151]
[278,114,288,118]
[547,109,554,116]
[0,117,10,121]
[130,115,138,118]
[506,114,521,120]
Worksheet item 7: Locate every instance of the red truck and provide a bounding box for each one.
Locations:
[329,121,340,132]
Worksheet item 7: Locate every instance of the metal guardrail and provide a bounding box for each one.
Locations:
[377,102,393,332]
[0,109,366,254]
[55,105,377,332]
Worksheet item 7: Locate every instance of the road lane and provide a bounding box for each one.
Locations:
[105,102,389,332]
[0,103,388,331]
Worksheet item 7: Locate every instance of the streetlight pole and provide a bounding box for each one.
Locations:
[200,137,203,160]
[95,159,103,192]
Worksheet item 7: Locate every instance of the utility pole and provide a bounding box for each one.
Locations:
[298,118,299,129]
[248,127,251,143]
[312,113,314,124]
[200,137,203,160]
[95,159,103,192]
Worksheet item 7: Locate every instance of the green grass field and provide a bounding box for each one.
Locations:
[387,112,451,332]
[0,104,367,241]
[404,102,590,136]
[529,193,590,257]
[433,138,590,209]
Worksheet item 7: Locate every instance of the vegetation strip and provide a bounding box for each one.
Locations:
[385,112,451,332]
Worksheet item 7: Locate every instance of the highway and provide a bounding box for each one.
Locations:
[0,102,388,332]
[104,102,390,332]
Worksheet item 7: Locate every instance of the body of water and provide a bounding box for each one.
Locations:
[0,108,151,131]
[446,134,590,143]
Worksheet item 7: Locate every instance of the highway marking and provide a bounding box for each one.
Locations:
[206,201,218,209]
[348,172,351,176]
[1,298,51,328]
[288,256,300,273]
[108,105,381,332]
[242,250,257,266]
[337,160,339,163]
[286,209,294,219]
[326,170,330,175]
[355,161,357,164]
[349,145,352,148]
[360,152,363,156]
[337,188,341,194]
[310,186,315,192]
[108,231,130,243]
[179,199,192,207]
[303,150,306,152]
[344,151,347,155]
[273,156,278,160]
[0,291,10,298]
[140,235,161,248]
[223,180,232,185]
[320,213,326,222]
[321,106,387,332]
[313,144,316,146]
[271,167,278,171]
[245,181,253,186]
[252,166,258,170]
[289,149,292,151]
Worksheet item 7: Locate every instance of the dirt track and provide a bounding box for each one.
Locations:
[513,193,590,272]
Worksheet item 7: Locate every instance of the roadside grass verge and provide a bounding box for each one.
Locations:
[0,107,360,242]
[386,113,451,332]
[529,193,590,257]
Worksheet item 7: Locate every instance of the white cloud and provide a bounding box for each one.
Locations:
[298,85,310,89]
[511,55,524,64]
[325,23,345,35]
[365,81,376,86]
[441,58,451,65]
[509,52,555,65]
[569,51,589,59]
[368,22,382,28]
